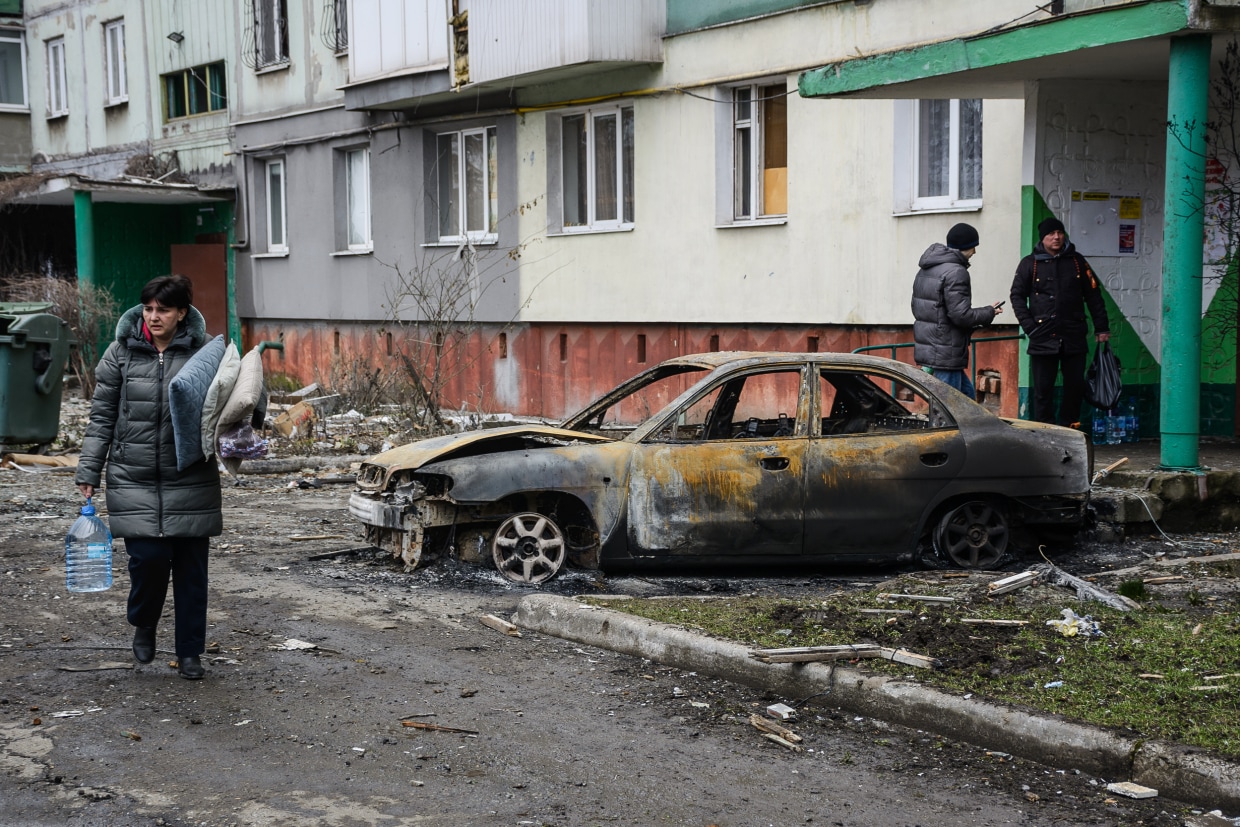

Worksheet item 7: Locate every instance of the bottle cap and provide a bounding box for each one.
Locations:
[81,497,96,516]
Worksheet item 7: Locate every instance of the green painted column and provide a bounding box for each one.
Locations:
[73,189,96,288]
[1159,35,1212,471]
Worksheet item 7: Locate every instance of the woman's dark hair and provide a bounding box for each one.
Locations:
[140,274,194,309]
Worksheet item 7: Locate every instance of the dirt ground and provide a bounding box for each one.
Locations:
[2,393,1239,826]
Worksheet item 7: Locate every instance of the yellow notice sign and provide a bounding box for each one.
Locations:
[1119,197,1142,220]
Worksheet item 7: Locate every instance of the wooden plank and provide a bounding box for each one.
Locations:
[858,609,913,615]
[961,619,1030,627]
[987,571,1039,595]
[750,644,881,663]
[876,593,955,604]
[761,732,804,752]
[877,647,940,669]
[479,614,521,637]
[401,720,479,734]
[749,713,803,743]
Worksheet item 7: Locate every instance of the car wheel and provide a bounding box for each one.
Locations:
[491,512,567,585]
[933,500,1009,570]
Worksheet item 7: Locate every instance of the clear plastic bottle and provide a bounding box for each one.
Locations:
[1106,410,1123,445]
[1092,411,1107,445]
[65,498,113,593]
[1125,397,1140,443]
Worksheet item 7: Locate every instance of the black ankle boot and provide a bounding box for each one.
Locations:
[177,655,205,680]
[132,627,156,664]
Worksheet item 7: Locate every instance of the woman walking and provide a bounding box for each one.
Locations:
[75,275,222,680]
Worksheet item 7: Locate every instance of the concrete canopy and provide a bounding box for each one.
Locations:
[798,1,1195,100]
[10,174,231,207]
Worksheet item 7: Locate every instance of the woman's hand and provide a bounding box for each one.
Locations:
[77,483,94,499]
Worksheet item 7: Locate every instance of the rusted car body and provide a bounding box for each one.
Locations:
[349,353,1090,583]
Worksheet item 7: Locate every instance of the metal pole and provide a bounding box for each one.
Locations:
[73,190,95,288]
[1159,35,1211,470]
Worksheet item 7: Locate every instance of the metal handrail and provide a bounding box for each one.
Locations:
[853,333,1026,386]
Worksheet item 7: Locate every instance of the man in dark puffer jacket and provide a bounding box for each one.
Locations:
[75,275,222,680]
[911,222,1003,399]
[1010,217,1110,427]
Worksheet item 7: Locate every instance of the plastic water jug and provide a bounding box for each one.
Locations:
[65,498,113,592]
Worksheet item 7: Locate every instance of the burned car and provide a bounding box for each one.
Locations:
[349,352,1090,584]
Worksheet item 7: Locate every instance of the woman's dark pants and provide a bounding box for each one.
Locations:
[124,537,209,659]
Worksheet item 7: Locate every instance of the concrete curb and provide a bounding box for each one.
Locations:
[515,594,1240,811]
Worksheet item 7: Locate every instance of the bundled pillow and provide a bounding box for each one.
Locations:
[168,334,226,471]
[201,342,241,460]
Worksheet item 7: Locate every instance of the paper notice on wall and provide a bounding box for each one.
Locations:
[1069,191,1140,257]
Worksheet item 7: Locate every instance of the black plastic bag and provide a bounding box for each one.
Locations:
[1086,342,1122,410]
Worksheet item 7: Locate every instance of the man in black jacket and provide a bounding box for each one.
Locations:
[1010,216,1110,426]
[911,222,1003,399]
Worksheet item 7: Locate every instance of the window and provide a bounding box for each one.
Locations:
[104,20,127,105]
[323,0,348,53]
[649,368,804,442]
[265,159,287,253]
[46,37,66,117]
[436,126,497,242]
[818,370,951,436]
[0,29,27,109]
[895,99,982,212]
[732,83,787,220]
[558,105,634,231]
[344,147,371,250]
[254,0,289,68]
[163,62,227,119]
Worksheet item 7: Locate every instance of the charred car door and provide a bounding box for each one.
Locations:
[803,368,965,558]
[624,365,809,558]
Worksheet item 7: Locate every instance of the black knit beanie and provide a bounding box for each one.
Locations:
[1038,217,1067,238]
[945,223,980,251]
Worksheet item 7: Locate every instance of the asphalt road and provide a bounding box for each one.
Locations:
[0,467,1197,827]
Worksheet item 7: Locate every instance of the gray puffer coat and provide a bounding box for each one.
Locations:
[910,243,996,370]
[75,305,222,539]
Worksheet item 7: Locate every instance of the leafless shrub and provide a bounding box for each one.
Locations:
[0,273,120,398]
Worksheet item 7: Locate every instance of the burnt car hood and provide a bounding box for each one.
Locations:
[357,425,615,490]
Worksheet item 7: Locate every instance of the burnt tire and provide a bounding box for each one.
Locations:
[491,512,567,585]
[932,500,1009,570]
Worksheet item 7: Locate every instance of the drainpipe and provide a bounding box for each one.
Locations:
[73,189,95,288]
[1159,35,1211,471]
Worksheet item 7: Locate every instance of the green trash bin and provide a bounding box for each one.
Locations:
[0,303,76,448]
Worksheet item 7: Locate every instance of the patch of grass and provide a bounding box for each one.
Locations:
[591,579,1240,760]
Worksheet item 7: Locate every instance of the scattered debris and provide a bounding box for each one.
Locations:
[1143,575,1185,585]
[760,732,804,752]
[1138,673,1165,680]
[765,703,797,721]
[877,593,955,604]
[122,731,142,741]
[748,713,803,743]
[1105,781,1158,799]
[858,608,913,616]
[1031,563,1139,611]
[51,708,101,718]
[879,647,940,669]
[460,688,478,698]
[274,639,318,651]
[1046,608,1103,638]
[307,548,368,561]
[479,614,521,637]
[987,571,1039,595]
[400,720,479,735]
[272,401,316,438]
[0,453,77,470]
[288,534,346,541]
[57,662,133,672]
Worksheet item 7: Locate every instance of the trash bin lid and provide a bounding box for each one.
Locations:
[0,302,56,315]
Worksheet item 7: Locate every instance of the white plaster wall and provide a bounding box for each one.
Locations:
[233,0,349,121]
[1036,79,1168,362]
[512,86,1025,326]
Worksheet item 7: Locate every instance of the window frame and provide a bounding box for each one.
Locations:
[343,146,372,252]
[0,29,28,111]
[730,82,788,222]
[894,98,983,214]
[434,125,498,244]
[45,36,67,118]
[552,103,634,234]
[331,0,348,54]
[264,158,288,254]
[254,0,290,70]
[162,61,227,121]
[103,19,127,106]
